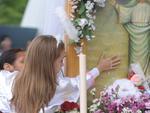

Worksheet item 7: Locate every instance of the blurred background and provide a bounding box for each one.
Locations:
[0,0,27,25]
[0,0,37,49]
[0,0,65,49]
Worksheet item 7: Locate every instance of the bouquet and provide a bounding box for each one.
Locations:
[55,101,80,113]
[89,87,150,113]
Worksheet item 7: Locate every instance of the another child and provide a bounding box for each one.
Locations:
[0,48,25,72]
[0,48,25,113]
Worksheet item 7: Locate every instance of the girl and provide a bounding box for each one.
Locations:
[0,35,120,113]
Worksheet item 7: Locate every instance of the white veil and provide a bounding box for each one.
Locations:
[21,0,65,36]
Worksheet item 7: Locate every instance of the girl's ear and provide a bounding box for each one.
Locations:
[3,63,14,72]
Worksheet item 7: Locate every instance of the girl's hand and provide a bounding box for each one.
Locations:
[97,55,121,73]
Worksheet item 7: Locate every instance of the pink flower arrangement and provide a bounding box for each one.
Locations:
[89,88,150,113]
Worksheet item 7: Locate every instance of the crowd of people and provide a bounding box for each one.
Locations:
[0,35,120,113]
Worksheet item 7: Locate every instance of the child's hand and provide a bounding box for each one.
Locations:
[97,55,121,73]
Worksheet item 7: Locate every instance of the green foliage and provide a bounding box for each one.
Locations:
[0,0,28,25]
[78,1,86,16]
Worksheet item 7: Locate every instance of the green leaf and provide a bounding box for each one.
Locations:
[78,1,86,15]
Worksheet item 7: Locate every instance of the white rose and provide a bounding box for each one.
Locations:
[78,18,88,28]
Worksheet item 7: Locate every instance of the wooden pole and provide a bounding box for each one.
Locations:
[64,0,87,77]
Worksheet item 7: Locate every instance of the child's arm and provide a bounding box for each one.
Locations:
[66,55,120,89]
[86,55,121,88]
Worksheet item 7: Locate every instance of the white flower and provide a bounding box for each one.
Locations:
[72,5,78,9]
[78,18,88,28]
[70,18,74,21]
[76,26,81,30]
[85,1,94,11]
[121,107,133,113]
[91,35,95,38]
[92,98,99,103]
[80,34,83,37]
[88,104,98,112]
[90,88,96,96]
[86,13,93,19]
[91,25,96,31]
[136,110,142,113]
[89,19,94,24]
[97,101,101,106]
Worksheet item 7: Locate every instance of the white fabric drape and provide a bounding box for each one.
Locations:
[21,0,65,36]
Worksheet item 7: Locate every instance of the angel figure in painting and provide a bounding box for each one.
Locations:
[110,0,150,76]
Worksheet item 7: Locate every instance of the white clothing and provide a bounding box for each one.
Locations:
[0,68,99,113]
[0,71,18,113]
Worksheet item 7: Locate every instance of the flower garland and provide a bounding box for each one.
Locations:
[70,0,106,41]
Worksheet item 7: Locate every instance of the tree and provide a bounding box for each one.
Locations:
[0,0,27,25]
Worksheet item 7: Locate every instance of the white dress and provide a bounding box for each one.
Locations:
[0,68,100,113]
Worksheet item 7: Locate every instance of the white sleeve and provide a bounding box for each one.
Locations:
[67,67,100,89]
[44,68,100,110]
[86,67,100,88]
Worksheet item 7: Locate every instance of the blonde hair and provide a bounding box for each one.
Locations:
[11,35,65,113]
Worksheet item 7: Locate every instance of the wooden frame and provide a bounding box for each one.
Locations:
[64,0,87,77]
